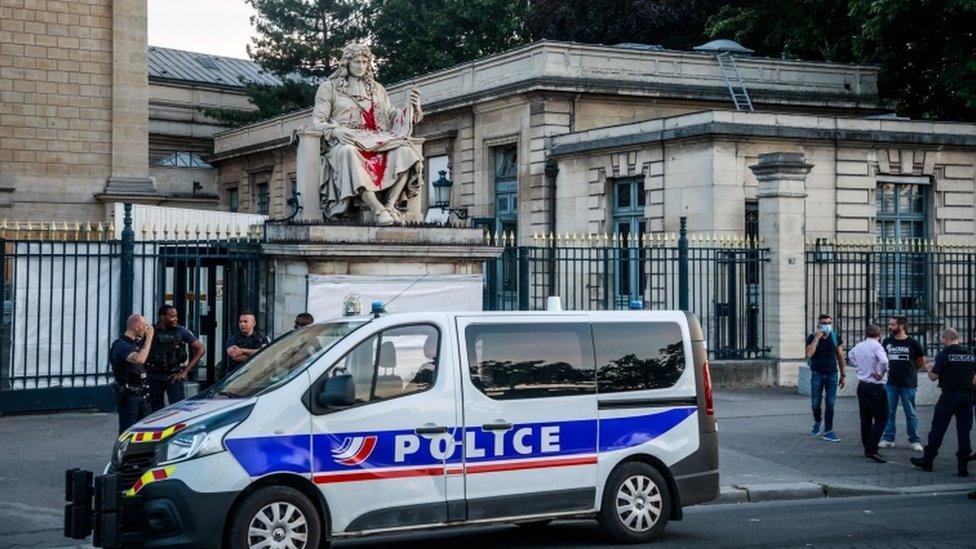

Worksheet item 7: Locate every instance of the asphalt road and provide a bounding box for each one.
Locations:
[335,494,976,549]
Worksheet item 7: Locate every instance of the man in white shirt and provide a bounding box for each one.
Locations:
[848,324,890,462]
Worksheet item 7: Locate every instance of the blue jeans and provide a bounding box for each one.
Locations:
[811,371,838,432]
[883,385,920,443]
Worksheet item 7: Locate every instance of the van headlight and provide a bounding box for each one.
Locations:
[155,404,253,466]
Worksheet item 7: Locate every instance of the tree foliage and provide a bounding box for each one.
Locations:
[706,0,976,121]
[526,0,722,50]
[246,0,370,78]
[849,0,976,121]
[371,0,531,84]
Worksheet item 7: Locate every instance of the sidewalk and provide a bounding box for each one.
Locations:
[1,389,974,547]
[714,388,976,502]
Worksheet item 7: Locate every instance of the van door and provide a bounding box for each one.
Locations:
[307,322,459,533]
[456,316,598,520]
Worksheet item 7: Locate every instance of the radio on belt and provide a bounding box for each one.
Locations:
[65,308,718,547]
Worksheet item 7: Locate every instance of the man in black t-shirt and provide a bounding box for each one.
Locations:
[880,316,926,451]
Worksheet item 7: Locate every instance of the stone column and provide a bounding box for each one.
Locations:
[104,0,153,196]
[295,128,324,223]
[750,152,811,386]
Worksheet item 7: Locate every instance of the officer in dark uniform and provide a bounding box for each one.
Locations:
[224,310,270,376]
[109,314,154,434]
[911,328,975,477]
[146,304,206,412]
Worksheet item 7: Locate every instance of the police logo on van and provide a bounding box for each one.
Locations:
[332,435,378,466]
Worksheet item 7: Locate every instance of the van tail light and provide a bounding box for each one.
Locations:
[702,361,715,416]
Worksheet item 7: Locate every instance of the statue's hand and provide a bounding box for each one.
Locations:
[410,88,422,116]
[332,127,355,145]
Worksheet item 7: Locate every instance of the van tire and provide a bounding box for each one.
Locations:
[598,462,671,544]
[228,486,323,549]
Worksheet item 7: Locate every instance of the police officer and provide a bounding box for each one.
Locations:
[109,314,154,434]
[225,311,270,375]
[911,328,975,477]
[146,304,206,412]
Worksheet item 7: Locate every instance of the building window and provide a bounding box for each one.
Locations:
[228,188,239,213]
[256,183,269,215]
[492,145,519,305]
[426,154,449,209]
[465,322,595,400]
[151,151,212,169]
[611,177,646,303]
[876,181,927,311]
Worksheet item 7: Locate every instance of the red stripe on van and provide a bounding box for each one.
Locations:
[312,456,598,484]
[464,456,598,475]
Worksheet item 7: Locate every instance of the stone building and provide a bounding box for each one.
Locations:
[210,40,974,244]
[0,0,273,221]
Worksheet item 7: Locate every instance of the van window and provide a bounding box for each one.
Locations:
[331,324,439,404]
[465,323,595,400]
[592,322,685,393]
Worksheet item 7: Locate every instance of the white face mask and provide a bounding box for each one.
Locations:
[820,324,833,334]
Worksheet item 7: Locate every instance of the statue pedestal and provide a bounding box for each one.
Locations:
[262,224,501,331]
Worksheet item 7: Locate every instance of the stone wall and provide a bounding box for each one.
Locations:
[0,0,115,220]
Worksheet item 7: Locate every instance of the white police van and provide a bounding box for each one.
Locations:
[65,306,718,547]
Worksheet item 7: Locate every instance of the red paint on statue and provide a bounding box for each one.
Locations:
[359,102,387,188]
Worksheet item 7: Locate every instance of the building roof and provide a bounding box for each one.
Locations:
[148,46,281,89]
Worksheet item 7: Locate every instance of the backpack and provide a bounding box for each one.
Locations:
[806,331,839,366]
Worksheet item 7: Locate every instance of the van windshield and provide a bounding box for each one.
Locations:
[201,321,365,399]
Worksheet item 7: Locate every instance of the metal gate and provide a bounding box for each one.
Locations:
[0,206,271,413]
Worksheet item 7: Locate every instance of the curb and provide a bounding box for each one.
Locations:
[708,481,976,505]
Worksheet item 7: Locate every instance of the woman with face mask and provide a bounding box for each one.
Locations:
[805,313,848,442]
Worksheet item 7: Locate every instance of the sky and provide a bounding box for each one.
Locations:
[148,0,257,59]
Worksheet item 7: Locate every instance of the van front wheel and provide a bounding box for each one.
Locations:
[229,486,323,549]
[598,462,671,544]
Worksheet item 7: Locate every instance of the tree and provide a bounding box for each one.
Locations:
[202,0,369,128]
[246,0,371,78]
[706,0,976,121]
[527,0,722,50]
[850,0,976,121]
[704,0,857,62]
[371,0,532,84]
[201,78,317,127]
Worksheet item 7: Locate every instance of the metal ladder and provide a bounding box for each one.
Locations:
[716,51,754,111]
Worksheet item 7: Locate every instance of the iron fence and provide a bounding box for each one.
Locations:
[0,206,273,413]
[484,219,770,359]
[806,239,976,355]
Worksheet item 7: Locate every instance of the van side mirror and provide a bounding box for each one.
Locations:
[318,373,355,408]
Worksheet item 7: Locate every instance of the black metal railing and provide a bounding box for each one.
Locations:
[806,238,976,356]
[484,218,770,359]
[0,205,273,413]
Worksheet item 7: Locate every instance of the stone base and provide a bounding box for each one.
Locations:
[262,223,502,334]
[709,359,778,389]
[797,364,941,405]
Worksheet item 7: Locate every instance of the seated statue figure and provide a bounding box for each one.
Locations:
[311,41,424,225]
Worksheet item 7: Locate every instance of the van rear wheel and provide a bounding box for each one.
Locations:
[598,462,671,544]
[228,486,322,549]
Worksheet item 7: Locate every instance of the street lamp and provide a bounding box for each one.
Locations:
[431,170,468,219]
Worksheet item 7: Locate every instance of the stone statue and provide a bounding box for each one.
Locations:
[311,41,425,225]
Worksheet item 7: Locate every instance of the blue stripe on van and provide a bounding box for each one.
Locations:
[226,408,696,478]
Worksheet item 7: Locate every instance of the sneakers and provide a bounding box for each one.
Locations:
[911,442,924,452]
[878,440,895,449]
[910,457,933,471]
[811,422,822,437]
[822,431,841,443]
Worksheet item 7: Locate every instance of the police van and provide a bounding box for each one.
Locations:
[65,306,718,547]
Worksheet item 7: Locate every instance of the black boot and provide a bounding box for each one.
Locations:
[959,459,970,478]
[910,457,933,471]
